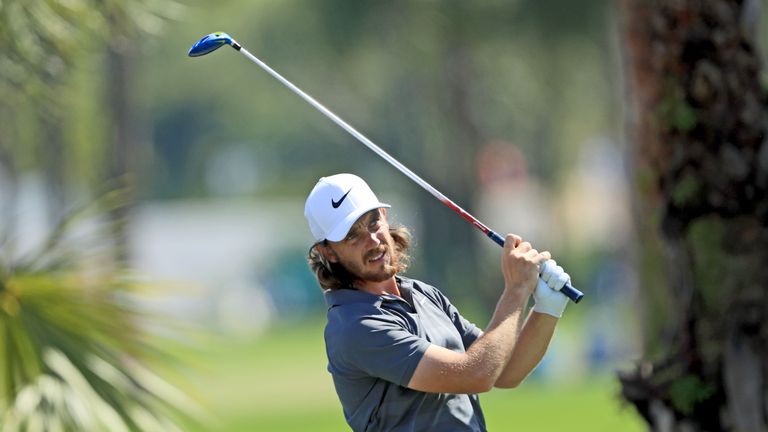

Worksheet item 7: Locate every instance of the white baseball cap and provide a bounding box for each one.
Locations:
[304,173,390,242]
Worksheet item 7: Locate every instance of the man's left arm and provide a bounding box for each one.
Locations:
[494,310,557,388]
[494,260,571,388]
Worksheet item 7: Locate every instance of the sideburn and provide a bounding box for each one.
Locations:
[327,261,357,289]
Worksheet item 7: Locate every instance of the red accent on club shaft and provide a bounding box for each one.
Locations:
[441,198,491,235]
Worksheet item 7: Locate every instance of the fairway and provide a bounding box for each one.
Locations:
[165,319,644,431]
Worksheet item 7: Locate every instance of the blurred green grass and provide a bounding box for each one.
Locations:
[162,318,644,431]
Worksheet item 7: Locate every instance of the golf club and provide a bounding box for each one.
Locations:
[188,32,584,303]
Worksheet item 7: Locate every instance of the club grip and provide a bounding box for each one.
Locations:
[559,284,584,303]
[487,231,584,303]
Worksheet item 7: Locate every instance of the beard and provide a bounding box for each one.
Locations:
[337,236,400,284]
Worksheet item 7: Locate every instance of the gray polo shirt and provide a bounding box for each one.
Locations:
[324,276,486,431]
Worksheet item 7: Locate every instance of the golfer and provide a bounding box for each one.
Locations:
[305,173,571,431]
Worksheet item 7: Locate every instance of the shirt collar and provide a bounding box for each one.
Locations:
[323,276,413,308]
[324,288,383,307]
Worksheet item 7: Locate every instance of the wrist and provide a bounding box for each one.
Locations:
[503,284,531,304]
[530,310,561,322]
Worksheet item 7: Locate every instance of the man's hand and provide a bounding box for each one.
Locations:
[501,234,551,300]
[532,260,570,318]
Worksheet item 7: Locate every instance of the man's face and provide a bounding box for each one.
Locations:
[324,208,397,283]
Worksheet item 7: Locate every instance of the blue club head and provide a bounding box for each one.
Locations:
[188,32,234,57]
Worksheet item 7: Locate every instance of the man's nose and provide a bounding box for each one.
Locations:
[364,231,381,247]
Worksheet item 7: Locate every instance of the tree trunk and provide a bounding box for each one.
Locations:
[619,0,768,430]
[0,118,19,251]
[41,111,68,228]
[104,15,139,264]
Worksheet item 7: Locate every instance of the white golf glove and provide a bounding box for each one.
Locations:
[532,260,570,318]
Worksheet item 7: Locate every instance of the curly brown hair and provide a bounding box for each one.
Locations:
[307,225,412,291]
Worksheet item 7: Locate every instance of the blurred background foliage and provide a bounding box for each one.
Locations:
[7,0,763,430]
[0,194,198,429]
[1,1,195,430]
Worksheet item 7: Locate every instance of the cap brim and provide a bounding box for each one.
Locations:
[325,203,391,242]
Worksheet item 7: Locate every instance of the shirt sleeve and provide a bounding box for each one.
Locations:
[447,303,483,350]
[423,284,483,350]
[332,313,431,387]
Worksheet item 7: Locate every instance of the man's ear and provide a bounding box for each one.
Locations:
[380,207,390,226]
[316,243,339,263]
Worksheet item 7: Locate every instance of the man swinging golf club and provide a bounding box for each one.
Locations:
[305,173,570,432]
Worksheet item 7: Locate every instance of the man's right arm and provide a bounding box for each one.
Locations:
[406,234,550,394]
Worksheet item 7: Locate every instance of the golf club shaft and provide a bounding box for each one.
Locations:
[234,45,583,303]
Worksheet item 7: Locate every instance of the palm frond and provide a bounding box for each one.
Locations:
[0,197,201,430]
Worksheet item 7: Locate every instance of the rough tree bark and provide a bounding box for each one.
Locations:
[619,0,768,430]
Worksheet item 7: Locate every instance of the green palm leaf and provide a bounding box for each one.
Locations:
[0,198,200,431]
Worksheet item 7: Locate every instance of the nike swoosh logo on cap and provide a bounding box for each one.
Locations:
[331,189,352,208]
